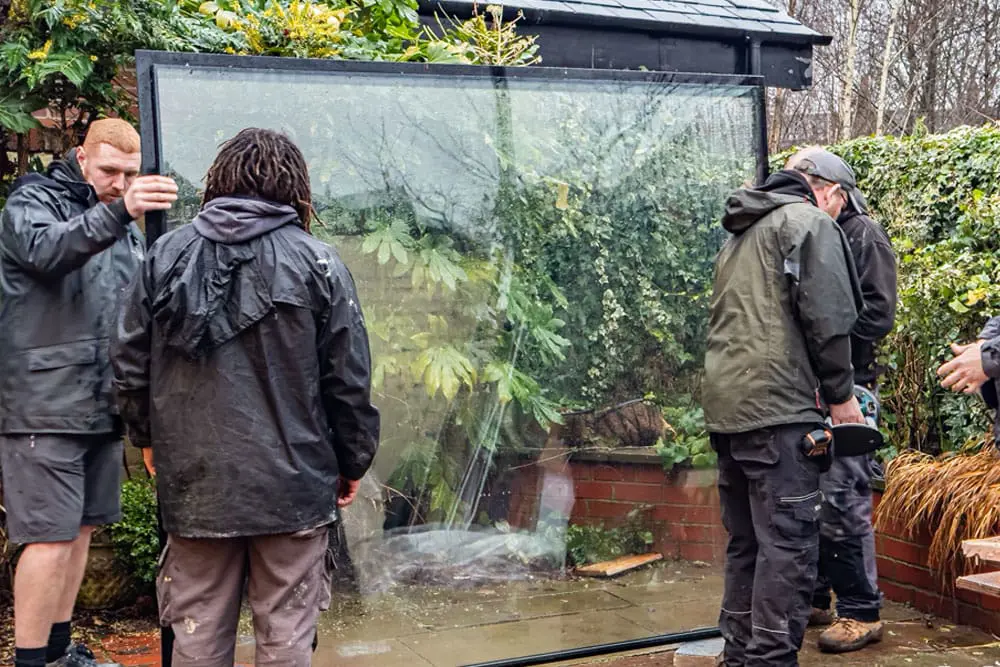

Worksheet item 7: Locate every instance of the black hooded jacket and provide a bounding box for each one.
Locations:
[111,197,380,538]
[837,209,897,387]
[0,150,143,435]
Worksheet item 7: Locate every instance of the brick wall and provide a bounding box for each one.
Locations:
[5,69,138,155]
[507,453,727,565]
[873,490,1000,634]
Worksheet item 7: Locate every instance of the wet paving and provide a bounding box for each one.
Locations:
[85,561,1000,666]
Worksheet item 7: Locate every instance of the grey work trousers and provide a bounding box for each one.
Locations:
[714,424,822,667]
[158,525,332,667]
[812,455,882,622]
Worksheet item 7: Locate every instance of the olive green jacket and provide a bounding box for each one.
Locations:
[702,171,862,434]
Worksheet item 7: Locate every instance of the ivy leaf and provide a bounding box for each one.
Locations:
[949,298,970,314]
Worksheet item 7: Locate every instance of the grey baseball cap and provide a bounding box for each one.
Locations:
[790,149,867,214]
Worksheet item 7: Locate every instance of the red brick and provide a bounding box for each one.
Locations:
[957,602,1000,634]
[682,505,721,524]
[668,524,718,544]
[981,590,1000,612]
[912,589,952,618]
[634,466,668,484]
[570,462,594,481]
[587,500,629,519]
[614,482,663,503]
[956,586,982,607]
[679,542,715,562]
[653,532,679,555]
[653,504,681,522]
[593,465,631,482]
[575,481,614,500]
[879,580,915,606]
[662,485,694,505]
[893,562,937,591]
[880,537,929,566]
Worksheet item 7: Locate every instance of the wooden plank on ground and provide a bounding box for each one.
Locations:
[961,537,1000,567]
[576,552,664,578]
[956,571,1000,597]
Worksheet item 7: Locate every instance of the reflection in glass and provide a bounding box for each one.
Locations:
[154,62,759,661]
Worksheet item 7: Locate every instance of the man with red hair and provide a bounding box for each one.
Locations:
[0,118,177,667]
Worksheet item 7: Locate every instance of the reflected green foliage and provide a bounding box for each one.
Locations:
[566,510,654,566]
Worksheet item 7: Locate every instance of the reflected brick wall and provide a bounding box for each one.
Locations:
[506,454,727,565]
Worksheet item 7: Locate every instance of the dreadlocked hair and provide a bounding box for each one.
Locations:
[202,128,315,233]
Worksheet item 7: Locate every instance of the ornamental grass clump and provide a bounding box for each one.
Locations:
[875,440,1000,585]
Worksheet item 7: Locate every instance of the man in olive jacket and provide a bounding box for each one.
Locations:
[703,158,865,667]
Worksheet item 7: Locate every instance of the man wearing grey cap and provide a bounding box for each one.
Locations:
[786,147,898,654]
[703,157,865,666]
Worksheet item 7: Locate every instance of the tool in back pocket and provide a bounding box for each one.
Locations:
[801,426,834,471]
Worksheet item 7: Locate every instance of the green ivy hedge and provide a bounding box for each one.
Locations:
[786,124,1000,454]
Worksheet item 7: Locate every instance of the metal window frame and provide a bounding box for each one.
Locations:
[135,49,767,244]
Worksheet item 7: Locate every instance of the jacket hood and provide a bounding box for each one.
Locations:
[153,198,298,359]
[193,196,300,244]
[10,149,92,204]
[722,170,817,235]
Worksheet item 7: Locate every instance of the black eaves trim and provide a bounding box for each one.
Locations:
[419,0,832,46]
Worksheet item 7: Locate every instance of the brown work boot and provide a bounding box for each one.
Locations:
[818,617,885,653]
[808,607,834,627]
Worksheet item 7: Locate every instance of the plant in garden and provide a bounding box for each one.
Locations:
[654,405,717,473]
[0,0,240,178]
[189,0,539,64]
[875,445,999,584]
[109,477,160,589]
[565,509,655,566]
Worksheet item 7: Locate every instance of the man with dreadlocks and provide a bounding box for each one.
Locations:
[111,128,380,666]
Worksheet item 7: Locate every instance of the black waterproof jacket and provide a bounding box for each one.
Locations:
[111,197,380,538]
[702,171,862,434]
[0,150,143,435]
[838,209,897,387]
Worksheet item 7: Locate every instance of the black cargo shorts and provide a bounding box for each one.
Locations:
[0,433,123,544]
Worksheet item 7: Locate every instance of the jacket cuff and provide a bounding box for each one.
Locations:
[822,378,855,406]
[982,338,1000,379]
[106,199,134,226]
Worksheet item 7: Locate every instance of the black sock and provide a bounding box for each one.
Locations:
[14,647,47,667]
[46,621,72,662]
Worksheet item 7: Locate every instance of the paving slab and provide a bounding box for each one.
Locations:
[408,589,633,630]
[234,635,434,667]
[611,598,720,635]
[399,610,652,667]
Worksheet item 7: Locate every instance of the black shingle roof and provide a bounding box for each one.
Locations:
[421,0,829,46]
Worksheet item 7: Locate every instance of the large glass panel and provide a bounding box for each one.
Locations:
[149,58,760,665]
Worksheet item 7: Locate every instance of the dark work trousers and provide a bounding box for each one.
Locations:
[714,424,822,667]
[157,493,175,667]
[811,455,882,622]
